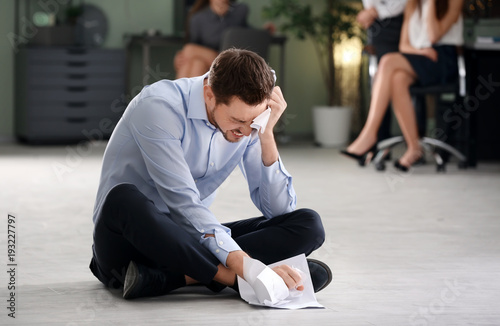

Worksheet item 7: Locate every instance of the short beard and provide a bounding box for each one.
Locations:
[222,130,239,143]
[210,109,239,143]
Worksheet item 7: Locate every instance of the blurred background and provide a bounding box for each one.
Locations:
[1,0,500,161]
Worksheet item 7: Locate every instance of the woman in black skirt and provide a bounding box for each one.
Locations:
[342,0,464,171]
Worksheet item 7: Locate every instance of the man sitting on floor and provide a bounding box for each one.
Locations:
[89,48,332,299]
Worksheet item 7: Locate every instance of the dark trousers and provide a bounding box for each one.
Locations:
[368,14,404,141]
[90,184,325,289]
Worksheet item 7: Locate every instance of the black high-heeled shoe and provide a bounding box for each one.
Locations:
[394,153,424,172]
[394,160,410,172]
[340,144,377,167]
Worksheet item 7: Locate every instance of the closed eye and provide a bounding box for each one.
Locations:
[231,117,248,124]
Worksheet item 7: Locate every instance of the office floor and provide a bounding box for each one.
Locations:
[1,141,499,325]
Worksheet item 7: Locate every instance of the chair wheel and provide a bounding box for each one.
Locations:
[375,161,386,171]
[458,161,468,169]
[437,164,446,172]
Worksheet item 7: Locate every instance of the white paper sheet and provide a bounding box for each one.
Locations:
[237,254,325,309]
[250,107,272,134]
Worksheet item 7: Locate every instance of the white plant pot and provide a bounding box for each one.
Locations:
[312,106,352,147]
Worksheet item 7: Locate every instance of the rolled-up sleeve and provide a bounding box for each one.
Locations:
[128,96,241,266]
[239,135,296,219]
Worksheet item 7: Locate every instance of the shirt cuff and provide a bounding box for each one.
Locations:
[200,229,241,267]
[261,157,291,183]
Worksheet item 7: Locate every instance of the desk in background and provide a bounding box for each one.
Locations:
[124,34,287,93]
[464,42,500,163]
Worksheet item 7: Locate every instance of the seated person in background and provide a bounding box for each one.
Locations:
[342,0,464,171]
[174,0,248,78]
[357,0,408,142]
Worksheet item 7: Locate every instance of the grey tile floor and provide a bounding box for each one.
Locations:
[1,141,499,325]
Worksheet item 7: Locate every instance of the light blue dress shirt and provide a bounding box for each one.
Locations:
[92,73,297,266]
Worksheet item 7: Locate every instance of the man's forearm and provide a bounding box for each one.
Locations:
[259,130,279,167]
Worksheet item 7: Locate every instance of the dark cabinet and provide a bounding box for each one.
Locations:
[15,47,125,143]
[465,47,500,162]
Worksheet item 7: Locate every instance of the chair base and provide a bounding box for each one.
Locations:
[373,136,468,172]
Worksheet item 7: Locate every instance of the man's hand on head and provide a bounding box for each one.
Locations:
[262,86,287,137]
[258,86,286,166]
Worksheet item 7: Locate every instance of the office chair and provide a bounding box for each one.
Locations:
[364,46,468,172]
[220,27,272,60]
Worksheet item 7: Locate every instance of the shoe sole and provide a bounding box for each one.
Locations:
[123,261,139,299]
[307,258,333,293]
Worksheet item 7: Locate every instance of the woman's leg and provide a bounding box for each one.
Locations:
[184,57,212,78]
[175,44,218,78]
[390,70,423,166]
[347,53,417,155]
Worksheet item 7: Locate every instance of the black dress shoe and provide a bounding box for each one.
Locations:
[307,258,332,293]
[123,261,185,299]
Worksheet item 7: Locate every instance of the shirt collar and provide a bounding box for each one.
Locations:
[187,72,210,122]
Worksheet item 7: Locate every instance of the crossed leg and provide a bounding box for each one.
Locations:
[90,184,325,293]
[175,43,219,79]
[347,52,423,166]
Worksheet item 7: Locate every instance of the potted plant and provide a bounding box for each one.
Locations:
[263,0,359,147]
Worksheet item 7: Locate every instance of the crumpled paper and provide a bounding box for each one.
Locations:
[237,253,324,309]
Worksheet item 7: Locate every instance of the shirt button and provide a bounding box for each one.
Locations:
[210,162,214,167]
[206,122,210,126]
[275,170,280,174]
[201,229,205,233]
[219,241,223,245]
[216,249,220,253]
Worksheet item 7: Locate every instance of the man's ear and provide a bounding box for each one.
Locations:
[203,85,216,108]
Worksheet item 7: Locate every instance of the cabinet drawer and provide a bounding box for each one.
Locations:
[25,48,124,65]
[27,88,123,102]
[27,73,124,87]
[26,101,124,119]
[28,64,124,74]
[18,116,118,142]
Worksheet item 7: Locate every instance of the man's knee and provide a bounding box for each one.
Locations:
[100,184,144,219]
[104,184,140,205]
[294,208,325,247]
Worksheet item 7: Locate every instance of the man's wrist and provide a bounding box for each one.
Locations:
[226,250,249,278]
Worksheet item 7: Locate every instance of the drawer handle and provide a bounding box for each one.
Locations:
[67,73,87,79]
[66,117,87,123]
[67,61,87,67]
[66,86,87,92]
[67,48,87,55]
[67,102,87,108]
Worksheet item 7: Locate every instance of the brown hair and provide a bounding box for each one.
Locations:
[208,48,275,106]
[414,0,449,20]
